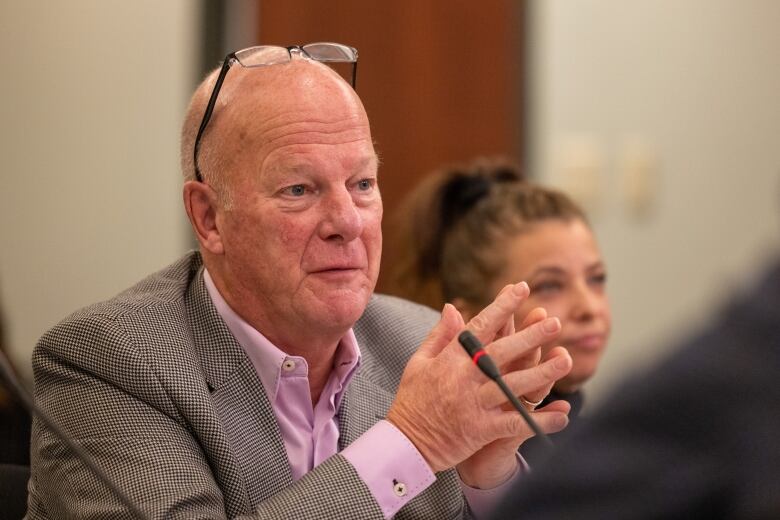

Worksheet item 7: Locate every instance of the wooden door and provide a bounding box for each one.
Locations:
[257,0,525,294]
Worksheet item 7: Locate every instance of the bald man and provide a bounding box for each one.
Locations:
[28,45,572,519]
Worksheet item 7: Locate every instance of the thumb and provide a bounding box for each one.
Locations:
[417,303,464,358]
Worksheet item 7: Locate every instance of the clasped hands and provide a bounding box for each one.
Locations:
[386,282,573,489]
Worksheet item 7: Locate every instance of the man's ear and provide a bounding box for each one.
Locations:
[183,180,224,255]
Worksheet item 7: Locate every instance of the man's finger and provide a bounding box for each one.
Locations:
[477,350,572,409]
[466,282,529,345]
[502,306,548,374]
[520,307,547,329]
[493,406,570,439]
[511,308,549,372]
[486,317,561,369]
[518,346,569,404]
[534,398,571,415]
[417,303,464,358]
[519,382,553,409]
[496,310,515,340]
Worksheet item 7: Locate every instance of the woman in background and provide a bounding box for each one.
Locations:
[389,158,611,462]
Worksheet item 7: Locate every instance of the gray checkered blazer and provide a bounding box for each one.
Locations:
[27,252,470,519]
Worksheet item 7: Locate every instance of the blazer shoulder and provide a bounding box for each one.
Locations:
[362,293,440,325]
[352,294,439,392]
[47,252,200,328]
[357,294,439,347]
[36,252,202,362]
[33,252,208,425]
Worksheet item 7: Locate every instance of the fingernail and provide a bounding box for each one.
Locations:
[442,303,461,320]
[513,282,529,296]
[542,317,560,333]
[554,355,568,370]
[555,415,569,429]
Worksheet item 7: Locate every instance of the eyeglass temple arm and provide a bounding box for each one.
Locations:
[193,54,236,182]
[193,50,357,181]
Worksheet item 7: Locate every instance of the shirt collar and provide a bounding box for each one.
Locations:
[203,268,361,405]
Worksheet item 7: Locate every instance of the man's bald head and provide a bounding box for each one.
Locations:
[180,53,381,354]
[180,59,369,207]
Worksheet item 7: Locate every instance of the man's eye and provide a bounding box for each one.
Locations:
[283,185,307,197]
[356,178,374,191]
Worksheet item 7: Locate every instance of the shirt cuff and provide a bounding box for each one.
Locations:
[459,453,528,519]
[341,420,436,519]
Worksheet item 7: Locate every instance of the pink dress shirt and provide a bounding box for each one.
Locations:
[204,269,518,518]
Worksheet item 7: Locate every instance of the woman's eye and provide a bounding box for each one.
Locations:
[589,272,607,287]
[532,281,563,295]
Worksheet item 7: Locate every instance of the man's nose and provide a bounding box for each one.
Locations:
[318,189,362,242]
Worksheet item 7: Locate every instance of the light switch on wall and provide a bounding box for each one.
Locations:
[618,137,659,221]
[552,136,604,215]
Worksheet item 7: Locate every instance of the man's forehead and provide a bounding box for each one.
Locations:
[219,63,365,138]
[263,150,380,177]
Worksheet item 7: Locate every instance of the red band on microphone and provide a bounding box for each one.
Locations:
[472,350,486,365]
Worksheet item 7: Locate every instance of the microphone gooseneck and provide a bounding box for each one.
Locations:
[458,330,552,448]
[0,350,150,520]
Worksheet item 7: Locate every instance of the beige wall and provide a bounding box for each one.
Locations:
[0,1,199,380]
[528,0,780,403]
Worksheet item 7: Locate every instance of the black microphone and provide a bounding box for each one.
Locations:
[0,350,150,520]
[458,330,552,448]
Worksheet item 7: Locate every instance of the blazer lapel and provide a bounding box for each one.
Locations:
[187,264,293,507]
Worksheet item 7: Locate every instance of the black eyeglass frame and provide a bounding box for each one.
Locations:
[192,43,359,183]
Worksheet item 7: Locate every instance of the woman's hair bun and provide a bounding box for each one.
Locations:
[439,158,525,225]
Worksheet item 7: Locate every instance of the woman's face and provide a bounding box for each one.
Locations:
[497,219,611,394]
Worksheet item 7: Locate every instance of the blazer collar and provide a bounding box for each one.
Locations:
[185,257,294,505]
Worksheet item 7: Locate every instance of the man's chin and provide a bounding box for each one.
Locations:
[306,287,371,328]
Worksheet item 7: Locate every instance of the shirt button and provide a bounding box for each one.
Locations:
[282,359,296,372]
[393,481,407,497]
